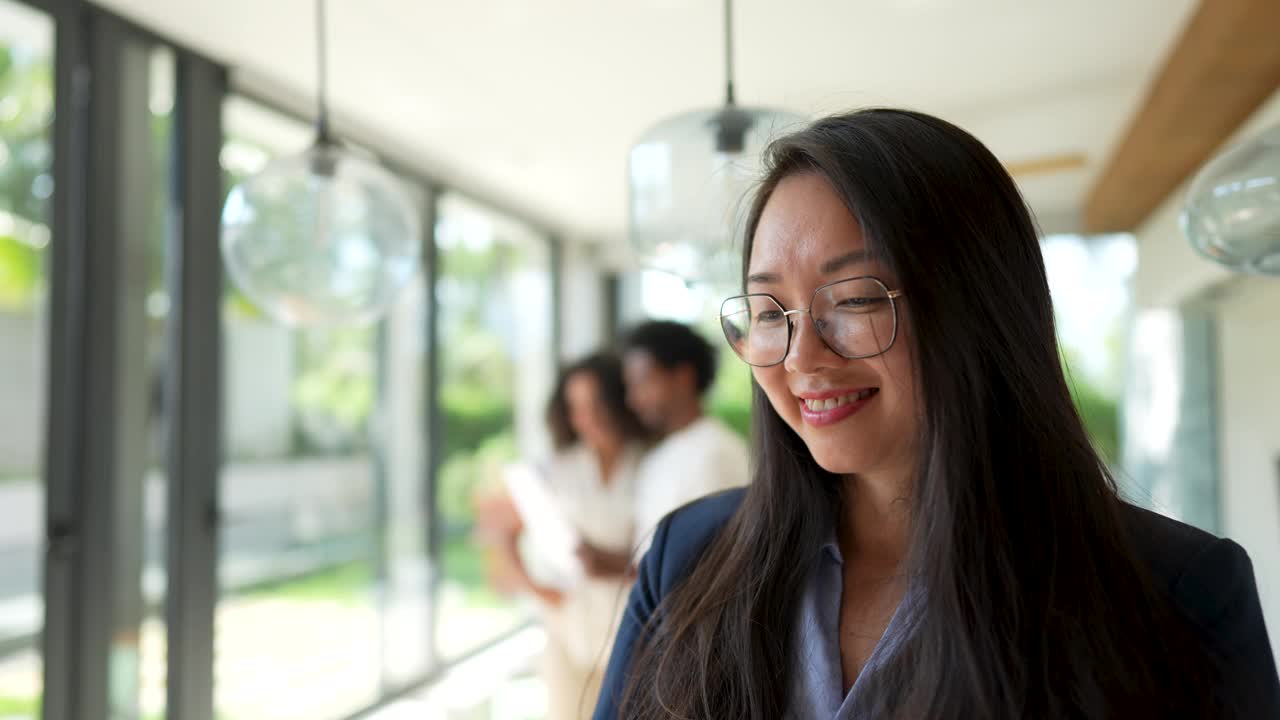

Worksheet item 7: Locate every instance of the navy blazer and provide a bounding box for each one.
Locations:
[593,488,1280,718]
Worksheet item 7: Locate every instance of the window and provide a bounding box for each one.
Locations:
[0,5,568,714]
[623,269,753,440]
[434,192,554,660]
[0,4,53,716]
[1042,233,1137,467]
[216,96,417,719]
[128,44,178,720]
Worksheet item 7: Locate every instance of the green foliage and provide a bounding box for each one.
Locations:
[442,537,508,607]
[0,695,38,717]
[433,373,513,595]
[438,314,513,397]
[434,336,516,529]
[0,42,55,313]
[1066,369,1121,466]
[0,234,40,309]
[1061,352,1121,466]
[707,357,753,440]
[0,47,55,224]
[439,239,509,281]
[146,111,172,294]
[430,236,532,609]
[433,237,525,527]
[288,330,373,448]
[439,383,514,460]
[438,429,516,529]
[291,329,376,453]
[293,367,374,432]
[222,288,265,320]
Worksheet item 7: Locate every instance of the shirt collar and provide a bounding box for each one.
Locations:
[819,528,843,565]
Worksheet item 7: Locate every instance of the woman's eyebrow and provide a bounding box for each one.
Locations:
[819,250,870,275]
[747,250,872,285]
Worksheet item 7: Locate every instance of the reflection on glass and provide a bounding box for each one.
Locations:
[0,3,53,716]
[435,192,553,660]
[125,45,175,720]
[217,98,383,720]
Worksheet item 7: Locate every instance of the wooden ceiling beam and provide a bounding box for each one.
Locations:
[1083,0,1280,232]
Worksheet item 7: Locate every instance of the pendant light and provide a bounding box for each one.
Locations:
[221,0,423,326]
[627,0,805,288]
[1181,123,1280,276]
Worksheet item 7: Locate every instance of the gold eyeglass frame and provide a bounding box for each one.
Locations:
[719,275,905,367]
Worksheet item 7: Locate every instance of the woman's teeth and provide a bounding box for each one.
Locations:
[802,388,876,411]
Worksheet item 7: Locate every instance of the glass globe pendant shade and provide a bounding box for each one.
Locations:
[1181,123,1280,275]
[221,140,422,327]
[628,106,806,289]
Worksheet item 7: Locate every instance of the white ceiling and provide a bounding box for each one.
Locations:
[96,0,1198,243]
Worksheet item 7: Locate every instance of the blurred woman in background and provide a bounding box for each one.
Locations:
[489,351,649,720]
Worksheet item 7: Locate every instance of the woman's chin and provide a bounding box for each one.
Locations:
[808,448,868,476]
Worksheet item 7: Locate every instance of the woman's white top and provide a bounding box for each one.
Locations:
[514,443,643,667]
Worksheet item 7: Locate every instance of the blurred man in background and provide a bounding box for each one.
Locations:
[576,320,750,576]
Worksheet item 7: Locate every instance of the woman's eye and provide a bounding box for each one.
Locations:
[835,297,882,312]
[755,310,784,324]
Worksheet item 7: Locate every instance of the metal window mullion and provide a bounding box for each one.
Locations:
[372,318,391,698]
[421,186,442,672]
[42,8,152,719]
[603,272,621,342]
[41,0,91,715]
[163,51,226,720]
[548,236,564,365]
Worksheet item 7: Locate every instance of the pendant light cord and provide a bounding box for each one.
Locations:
[316,0,331,142]
[723,0,736,105]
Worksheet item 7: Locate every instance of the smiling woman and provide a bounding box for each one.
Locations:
[593,109,1280,720]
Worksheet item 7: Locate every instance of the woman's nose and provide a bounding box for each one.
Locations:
[783,313,842,374]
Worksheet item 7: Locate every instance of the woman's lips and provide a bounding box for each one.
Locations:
[796,388,879,426]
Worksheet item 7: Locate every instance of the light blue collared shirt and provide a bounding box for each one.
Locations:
[788,537,914,719]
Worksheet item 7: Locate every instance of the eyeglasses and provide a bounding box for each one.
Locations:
[719,276,904,367]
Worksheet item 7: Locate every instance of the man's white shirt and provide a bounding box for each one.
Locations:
[632,416,750,560]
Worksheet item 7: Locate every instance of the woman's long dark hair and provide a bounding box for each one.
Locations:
[618,109,1221,718]
[546,351,648,451]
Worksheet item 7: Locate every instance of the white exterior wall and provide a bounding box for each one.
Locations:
[558,240,608,362]
[1215,277,1280,656]
[1132,88,1280,665]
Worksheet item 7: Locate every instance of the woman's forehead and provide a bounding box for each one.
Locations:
[750,173,866,270]
[566,372,599,395]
